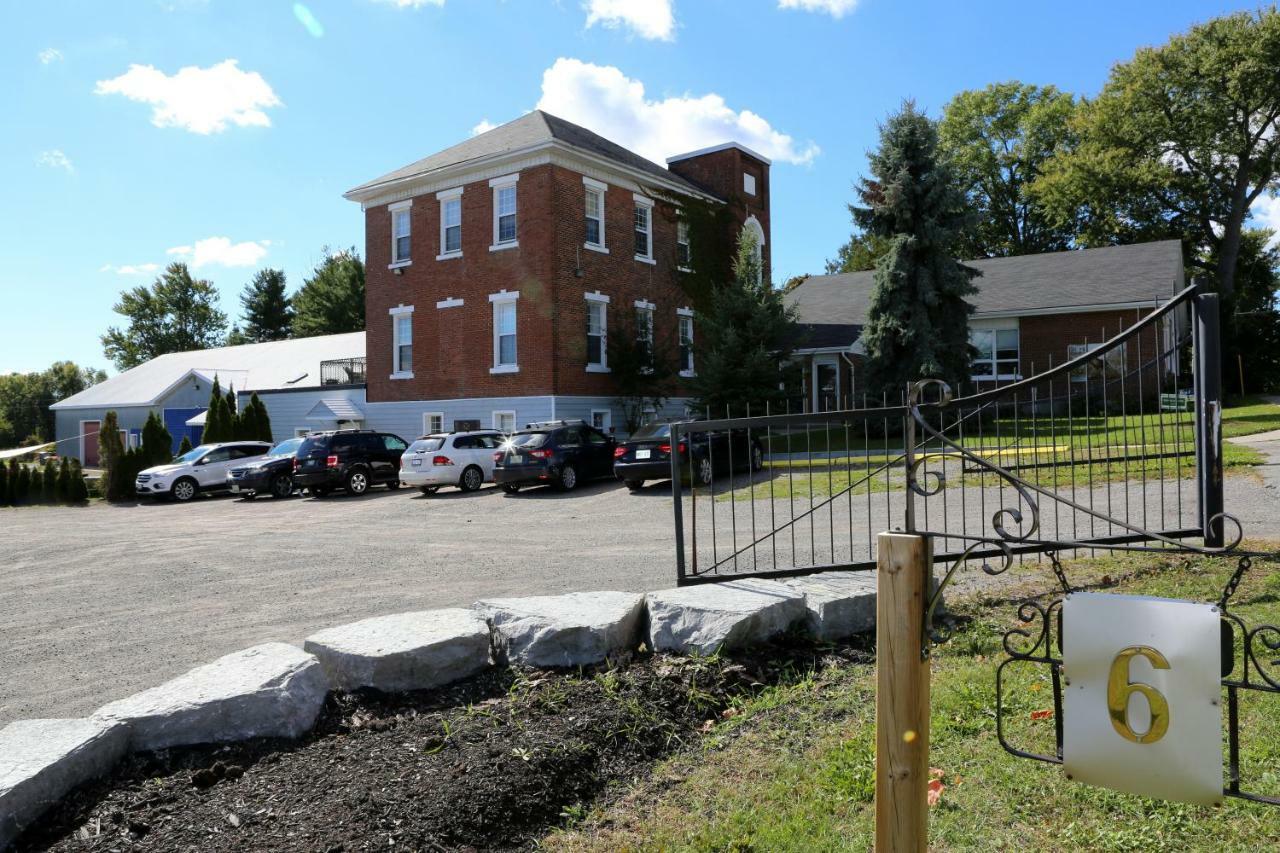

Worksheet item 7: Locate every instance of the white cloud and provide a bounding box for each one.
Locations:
[38,48,63,65]
[584,0,675,41]
[166,237,270,268]
[535,58,819,166]
[1252,192,1280,250]
[472,118,498,136]
[94,60,282,134]
[100,263,161,276]
[777,0,858,17]
[36,149,74,173]
[371,0,445,7]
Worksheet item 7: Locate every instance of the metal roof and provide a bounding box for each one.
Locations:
[305,397,366,422]
[51,332,366,410]
[785,240,1186,330]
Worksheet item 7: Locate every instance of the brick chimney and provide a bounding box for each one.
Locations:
[667,143,771,281]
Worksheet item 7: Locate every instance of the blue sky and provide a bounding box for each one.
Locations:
[0,0,1265,374]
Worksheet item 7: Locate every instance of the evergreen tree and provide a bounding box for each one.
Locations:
[56,456,71,504]
[0,459,7,506]
[15,464,31,505]
[856,102,979,394]
[178,435,193,456]
[687,229,802,416]
[606,311,679,434]
[69,458,89,504]
[5,459,18,505]
[291,249,365,337]
[238,268,294,342]
[247,393,273,442]
[28,465,44,504]
[203,377,226,443]
[142,411,174,466]
[99,410,128,501]
[41,459,57,503]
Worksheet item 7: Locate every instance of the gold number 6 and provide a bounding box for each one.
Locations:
[1107,646,1171,743]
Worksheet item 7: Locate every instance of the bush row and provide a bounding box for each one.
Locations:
[0,457,89,507]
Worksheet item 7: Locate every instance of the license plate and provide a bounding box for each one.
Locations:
[510,454,524,464]
[230,485,240,493]
[636,449,651,459]
[411,458,422,466]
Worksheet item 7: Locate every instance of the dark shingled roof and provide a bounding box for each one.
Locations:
[785,240,1185,347]
[346,110,714,199]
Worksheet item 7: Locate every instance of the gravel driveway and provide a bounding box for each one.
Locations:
[3,437,1278,726]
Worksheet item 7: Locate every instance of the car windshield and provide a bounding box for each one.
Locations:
[297,436,328,457]
[507,432,549,448]
[409,437,446,453]
[173,445,212,464]
[630,423,672,440]
[268,438,303,458]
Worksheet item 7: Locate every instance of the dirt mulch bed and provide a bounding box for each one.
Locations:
[18,641,870,852]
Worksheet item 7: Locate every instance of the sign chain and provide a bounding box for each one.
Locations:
[1047,550,1073,594]
[1217,555,1252,611]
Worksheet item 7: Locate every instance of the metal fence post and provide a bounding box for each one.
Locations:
[671,421,688,584]
[1192,288,1224,547]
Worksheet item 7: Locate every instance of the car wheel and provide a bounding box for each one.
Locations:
[558,464,578,491]
[386,478,402,490]
[419,485,440,495]
[170,477,198,502]
[696,457,714,486]
[459,465,484,493]
[624,479,644,491]
[501,484,521,494]
[270,474,293,499]
[345,468,370,496]
[751,445,765,472]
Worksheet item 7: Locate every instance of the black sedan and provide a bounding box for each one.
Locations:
[613,420,764,490]
[227,437,304,499]
[493,420,616,492]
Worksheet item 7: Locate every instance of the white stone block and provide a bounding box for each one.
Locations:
[475,591,645,667]
[95,643,327,751]
[0,718,128,849]
[781,571,877,640]
[646,579,807,655]
[304,608,491,692]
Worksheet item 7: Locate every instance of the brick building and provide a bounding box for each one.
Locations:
[784,240,1189,409]
[343,111,771,436]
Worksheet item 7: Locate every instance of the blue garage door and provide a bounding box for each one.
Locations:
[163,408,205,453]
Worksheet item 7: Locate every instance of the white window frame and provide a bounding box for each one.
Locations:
[1068,342,1126,384]
[676,218,692,272]
[970,327,1021,381]
[389,304,414,379]
[490,173,519,251]
[677,307,695,378]
[389,200,412,268]
[583,176,608,254]
[590,409,612,432]
[742,215,765,284]
[489,290,520,374]
[633,194,655,264]
[743,172,757,196]
[436,186,463,260]
[492,410,516,434]
[423,412,445,435]
[585,291,610,373]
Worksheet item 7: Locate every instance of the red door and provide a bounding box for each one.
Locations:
[82,421,101,467]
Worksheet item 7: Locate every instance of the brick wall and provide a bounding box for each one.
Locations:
[667,147,771,280]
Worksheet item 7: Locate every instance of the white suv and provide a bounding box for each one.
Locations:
[400,430,504,494]
[136,441,273,502]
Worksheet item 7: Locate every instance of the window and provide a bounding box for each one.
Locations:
[390,201,412,265]
[585,292,609,372]
[635,300,655,365]
[678,310,694,377]
[591,409,611,432]
[743,172,757,196]
[437,187,462,258]
[493,411,516,434]
[584,177,607,251]
[490,173,518,249]
[676,219,691,270]
[423,412,444,435]
[391,307,414,378]
[970,328,1019,379]
[741,216,765,283]
[1068,342,1126,384]
[490,291,519,373]
[633,195,654,262]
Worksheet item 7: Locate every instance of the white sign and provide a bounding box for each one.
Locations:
[1062,592,1222,805]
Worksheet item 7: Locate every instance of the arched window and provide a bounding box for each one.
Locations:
[741,216,766,283]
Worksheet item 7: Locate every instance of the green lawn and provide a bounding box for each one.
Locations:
[545,548,1280,852]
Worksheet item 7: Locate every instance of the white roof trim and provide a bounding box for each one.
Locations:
[666,141,772,166]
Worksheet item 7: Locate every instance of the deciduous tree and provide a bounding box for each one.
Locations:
[101,263,228,370]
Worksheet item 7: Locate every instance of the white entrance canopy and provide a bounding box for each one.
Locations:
[305,398,365,422]
[185,411,208,427]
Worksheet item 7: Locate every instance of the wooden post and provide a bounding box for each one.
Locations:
[876,531,932,853]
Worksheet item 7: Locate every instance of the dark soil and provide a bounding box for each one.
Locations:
[18,640,871,852]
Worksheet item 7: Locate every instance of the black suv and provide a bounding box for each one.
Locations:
[228,437,304,499]
[613,420,764,490]
[293,430,410,497]
[492,420,616,493]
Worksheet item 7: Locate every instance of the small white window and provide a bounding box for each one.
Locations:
[584,178,607,251]
[678,310,694,377]
[676,219,691,270]
[585,292,609,372]
[743,172,757,196]
[490,291,519,373]
[971,328,1019,380]
[437,187,462,259]
[390,201,412,265]
[493,410,516,434]
[490,174,519,249]
[294,427,310,438]
[1068,342,1126,384]
[591,409,611,432]
[423,412,444,435]
[633,195,654,263]
[390,307,414,378]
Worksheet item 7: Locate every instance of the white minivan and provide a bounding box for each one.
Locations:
[135,441,273,502]
[399,430,504,494]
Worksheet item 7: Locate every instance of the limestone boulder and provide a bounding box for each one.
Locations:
[475,591,645,667]
[781,571,877,640]
[646,579,806,655]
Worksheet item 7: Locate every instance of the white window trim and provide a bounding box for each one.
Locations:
[490,173,519,251]
[436,186,463,261]
[389,304,415,380]
[633,194,655,264]
[585,291,610,373]
[743,172,757,196]
[389,199,412,268]
[492,410,516,433]
[584,176,608,254]
[436,297,464,309]
[970,327,1021,381]
[590,408,612,432]
[423,412,445,435]
[677,307,695,378]
[489,290,520,374]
